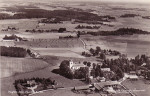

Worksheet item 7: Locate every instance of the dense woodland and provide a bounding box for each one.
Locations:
[120,14,139,18]
[39,18,62,24]
[82,46,120,57]
[87,28,150,36]
[75,25,100,29]
[3,34,22,41]
[142,16,150,19]
[0,7,115,22]
[0,46,27,57]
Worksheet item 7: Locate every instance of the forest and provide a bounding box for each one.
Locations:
[0,46,27,57]
[87,28,150,36]
[0,6,115,22]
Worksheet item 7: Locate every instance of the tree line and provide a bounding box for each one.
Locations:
[75,25,100,29]
[0,46,27,57]
[87,28,150,36]
[82,46,120,58]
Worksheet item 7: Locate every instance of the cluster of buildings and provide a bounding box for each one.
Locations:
[1,26,18,31]
[68,60,140,81]
[73,81,120,95]
[68,60,113,80]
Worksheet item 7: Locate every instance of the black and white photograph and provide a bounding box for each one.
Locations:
[0,0,150,96]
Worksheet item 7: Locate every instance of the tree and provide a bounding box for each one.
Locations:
[74,67,89,79]
[86,77,91,84]
[96,46,101,52]
[87,62,91,67]
[95,46,101,56]
[92,63,97,69]
[77,31,80,38]
[95,65,103,77]
[116,68,124,79]
[59,60,74,79]
[145,71,150,80]
[89,48,95,55]
[83,61,87,65]
[100,53,106,60]
[65,67,74,79]
[59,60,69,70]
[90,69,96,78]
[58,28,66,33]
[82,51,86,56]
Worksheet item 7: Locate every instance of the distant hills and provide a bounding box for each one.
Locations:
[0,6,115,22]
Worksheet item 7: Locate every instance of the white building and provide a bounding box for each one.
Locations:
[69,60,85,70]
[101,68,111,72]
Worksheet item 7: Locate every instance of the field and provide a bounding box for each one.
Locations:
[15,38,84,48]
[0,1,150,96]
[33,48,86,58]
[0,56,49,78]
[1,59,86,96]
[122,79,150,96]
[81,34,150,58]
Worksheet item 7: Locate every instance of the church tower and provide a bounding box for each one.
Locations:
[69,60,74,69]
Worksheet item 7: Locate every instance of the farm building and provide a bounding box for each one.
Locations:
[1,26,18,31]
[2,34,22,42]
[73,85,89,91]
[129,71,136,75]
[96,76,106,82]
[127,75,138,80]
[94,81,119,93]
[27,80,37,86]
[101,68,111,72]
[127,71,138,80]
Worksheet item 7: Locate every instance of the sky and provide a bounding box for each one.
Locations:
[1,0,150,5]
[1,0,150,3]
[63,0,150,3]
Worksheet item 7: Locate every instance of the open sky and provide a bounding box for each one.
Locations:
[63,0,150,3]
[1,0,150,3]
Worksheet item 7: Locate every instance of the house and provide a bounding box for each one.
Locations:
[27,80,36,86]
[94,81,119,93]
[94,81,119,88]
[128,75,138,80]
[2,26,18,31]
[141,63,146,66]
[144,71,150,80]
[2,34,21,42]
[22,38,28,41]
[136,67,148,76]
[104,86,116,94]
[127,71,138,80]
[101,68,111,72]
[73,85,89,91]
[129,71,136,75]
[96,76,106,82]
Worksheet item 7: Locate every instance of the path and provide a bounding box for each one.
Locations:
[79,38,87,49]
[119,73,137,96]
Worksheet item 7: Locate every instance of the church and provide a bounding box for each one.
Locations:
[69,60,86,70]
